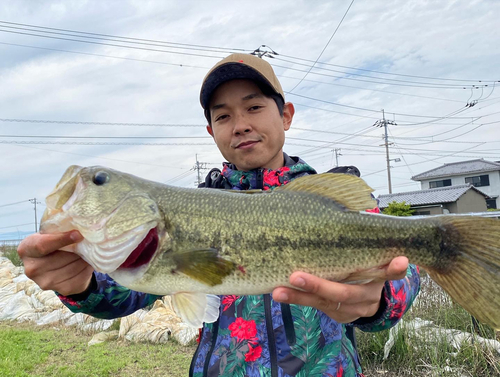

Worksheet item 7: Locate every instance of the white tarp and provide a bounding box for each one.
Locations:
[384,317,500,360]
[0,257,198,346]
[118,298,198,346]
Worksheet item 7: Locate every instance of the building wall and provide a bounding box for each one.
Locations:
[447,189,488,213]
[419,170,500,208]
[411,206,443,216]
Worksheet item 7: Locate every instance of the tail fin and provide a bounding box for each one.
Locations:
[428,216,500,330]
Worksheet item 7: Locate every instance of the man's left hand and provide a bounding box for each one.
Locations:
[272,256,409,323]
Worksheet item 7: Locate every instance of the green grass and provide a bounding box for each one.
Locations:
[356,271,500,376]
[0,245,23,267]
[1,249,499,376]
[0,323,196,377]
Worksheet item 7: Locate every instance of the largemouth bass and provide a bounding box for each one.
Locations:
[40,165,500,329]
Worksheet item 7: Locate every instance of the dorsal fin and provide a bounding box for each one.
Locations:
[276,173,377,211]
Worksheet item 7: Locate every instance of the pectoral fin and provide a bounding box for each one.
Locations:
[171,292,220,327]
[173,249,236,286]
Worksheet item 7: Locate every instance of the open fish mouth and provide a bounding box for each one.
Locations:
[118,227,159,269]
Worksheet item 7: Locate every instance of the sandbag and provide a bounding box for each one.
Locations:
[0,290,39,322]
[120,299,198,345]
[384,317,500,359]
[88,330,119,346]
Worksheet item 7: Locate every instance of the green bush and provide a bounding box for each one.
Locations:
[382,201,415,216]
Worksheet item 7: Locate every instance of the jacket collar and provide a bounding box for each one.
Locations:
[221,153,316,190]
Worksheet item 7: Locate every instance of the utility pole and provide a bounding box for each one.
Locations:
[332,148,342,167]
[373,109,397,194]
[29,198,41,232]
[193,154,210,187]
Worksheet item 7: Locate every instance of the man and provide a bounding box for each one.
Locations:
[18,53,420,377]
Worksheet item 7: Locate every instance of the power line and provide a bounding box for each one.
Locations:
[0,28,227,60]
[0,23,240,56]
[9,144,186,170]
[279,74,465,104]
[291,127,497,144]
[277,54,499,83]
[0,222,33,230]
[277,56,496,88]
[11,117,496,145]
[286,92,482,120]
[0,20,250,53]
[3,20,496,86]
[0,200,30,208]
[0,118,205,127]
[0,41,481,105]
[0,134,211,139]
[288,0,356,92]
[274,62,490,90]
[4,24,482,91]
[0,41,212,70]
[0,140,213,146]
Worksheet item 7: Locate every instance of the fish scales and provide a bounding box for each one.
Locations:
[120,186,446,294]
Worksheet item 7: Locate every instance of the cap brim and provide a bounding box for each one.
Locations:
[200,63,275,110]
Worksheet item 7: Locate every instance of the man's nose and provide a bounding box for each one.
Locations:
[233,113,252,135]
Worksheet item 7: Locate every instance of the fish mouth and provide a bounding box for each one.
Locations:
[118,227,159,270]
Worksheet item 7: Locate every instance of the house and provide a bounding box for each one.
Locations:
[378,185,490,215]
[411,159,500,209]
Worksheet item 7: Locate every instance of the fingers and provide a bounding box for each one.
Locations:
[23,250,83,276]
[274,272,384,307]
[18,231,83,258]
[23,251,94,295]
[385,256,409,281]
[44,262,94,296]
[272,258,410,322]
[17,231,93,296]
[272,283,381,323]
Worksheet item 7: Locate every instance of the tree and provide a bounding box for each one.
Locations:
[382,201,415,216]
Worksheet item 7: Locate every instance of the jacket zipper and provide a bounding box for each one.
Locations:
[264,294,278,377]
[256,169,264,190]
[202,318,220,377]
[189,327,204,377]
[341,333,362,375]
[280,303,296,346]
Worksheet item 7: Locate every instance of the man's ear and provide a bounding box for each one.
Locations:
[206,125,214,137]
[282,102,295,131]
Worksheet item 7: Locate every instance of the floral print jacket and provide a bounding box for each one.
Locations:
[57,154,421,377]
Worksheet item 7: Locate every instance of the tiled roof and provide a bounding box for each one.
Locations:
[411,159,500,180]
[377,184,489,208]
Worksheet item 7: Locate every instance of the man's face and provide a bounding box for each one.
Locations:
[207,79,294,171]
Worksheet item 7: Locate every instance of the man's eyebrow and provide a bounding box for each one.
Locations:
[211,103,226,112]
[242,93,264,101]
[210,93,264,112]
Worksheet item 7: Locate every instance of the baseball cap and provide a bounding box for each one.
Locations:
[200,53,285,111]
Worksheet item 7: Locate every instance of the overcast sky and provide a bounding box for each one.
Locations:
[1,0,499,239]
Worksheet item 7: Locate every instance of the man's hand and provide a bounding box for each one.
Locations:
[17,231,94,296]
[272,256,409,323]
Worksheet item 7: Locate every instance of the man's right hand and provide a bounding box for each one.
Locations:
[17,231,94,296]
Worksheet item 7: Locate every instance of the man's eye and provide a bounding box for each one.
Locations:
[249,106,261,111]
[215,114,228,122]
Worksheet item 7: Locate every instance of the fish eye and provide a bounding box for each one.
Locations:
[92,171,110,186]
